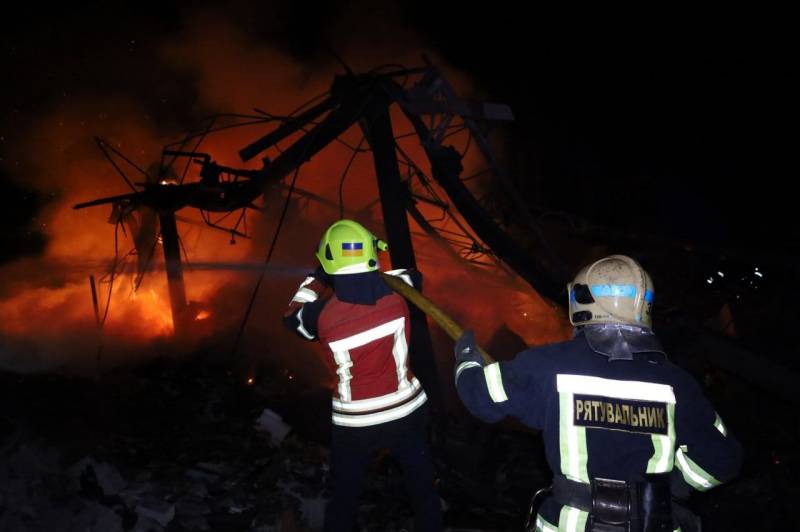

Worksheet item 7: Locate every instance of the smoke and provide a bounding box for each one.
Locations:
[0,4,569,377]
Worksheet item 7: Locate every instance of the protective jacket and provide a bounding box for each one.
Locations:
[456,330,742,532]
[284,269,427,427]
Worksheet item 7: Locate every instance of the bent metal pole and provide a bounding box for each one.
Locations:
[379,272,495,365]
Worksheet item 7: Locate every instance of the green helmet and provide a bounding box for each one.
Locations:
[568,254,655,329]
[315,219,389,275]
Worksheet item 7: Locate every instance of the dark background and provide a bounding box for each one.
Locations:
[1,3,793,261]
[2,2,794,358]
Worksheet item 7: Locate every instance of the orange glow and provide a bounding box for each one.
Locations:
[130,289,174,335]
[0,13,570,375]
[247,377,254,385]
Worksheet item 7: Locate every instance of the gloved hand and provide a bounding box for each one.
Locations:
[311,265,333,286]
[454,329,484,367]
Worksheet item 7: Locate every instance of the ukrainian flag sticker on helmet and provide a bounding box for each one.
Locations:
[341,242,363,256]
[317,219,382,275]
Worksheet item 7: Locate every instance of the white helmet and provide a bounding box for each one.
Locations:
[568,255,654,329]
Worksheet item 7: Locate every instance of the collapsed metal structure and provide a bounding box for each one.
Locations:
[73,62,800,412]
[74,63,568,401]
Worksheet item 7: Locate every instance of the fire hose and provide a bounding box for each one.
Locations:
[379,272,495,364]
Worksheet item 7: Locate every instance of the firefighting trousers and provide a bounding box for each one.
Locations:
[323,405,442,532]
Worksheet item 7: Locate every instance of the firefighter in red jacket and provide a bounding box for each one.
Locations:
[283,219,442,532]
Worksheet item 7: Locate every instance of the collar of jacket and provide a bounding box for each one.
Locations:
[331,271,394,305]
[576,324,667,362]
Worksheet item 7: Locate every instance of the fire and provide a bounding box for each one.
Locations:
[130,289,174,336]
[0,10,571,375]
[246,377,254,385]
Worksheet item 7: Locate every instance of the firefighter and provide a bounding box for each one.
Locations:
[454,255,742,532]
[283,219,442,532]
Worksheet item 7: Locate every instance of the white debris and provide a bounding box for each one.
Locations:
[67,456,127,496]
[254,408,291,446]
[135,497,175,527]
[299,495,327,530]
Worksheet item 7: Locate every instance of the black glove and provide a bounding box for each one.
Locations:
[454,330,484,367]
[311,265,333,287]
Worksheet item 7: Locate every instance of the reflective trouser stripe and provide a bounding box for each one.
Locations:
[646,403,676,473]
[559,392,589,483]
[675,447,721,491]
[558,505,589,532]
[535,514,558,532]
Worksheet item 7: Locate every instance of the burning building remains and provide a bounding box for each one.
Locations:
[1,51,574,530]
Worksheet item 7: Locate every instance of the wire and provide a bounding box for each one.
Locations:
[162,113,278,151]
[393,138,499,266]
[338,135,366,219]
[100,220,122,326]
[458,129,473,159]
[285,90,332,119]
[230,88,377,363]
[291,120,370,153]
[460,168,491,182]
[178,232,193,271]
[135,236,160,292]
[95,138,140,191]
[162,113,280,185]
[178,116,218,185]
[229,162,302,361]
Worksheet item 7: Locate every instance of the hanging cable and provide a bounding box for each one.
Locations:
[100,220,122,326]
[228,162,302,362]
[338,135,366,219]
[135,236,160,292]
[230,89,376,363]
[95,138,140,191]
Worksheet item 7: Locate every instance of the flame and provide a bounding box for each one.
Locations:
[0,9,570,375]
[129,289,174,336]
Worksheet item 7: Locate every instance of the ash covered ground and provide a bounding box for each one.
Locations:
[1,337,796,531]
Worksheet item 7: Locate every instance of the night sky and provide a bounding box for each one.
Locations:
[0,3,792,269]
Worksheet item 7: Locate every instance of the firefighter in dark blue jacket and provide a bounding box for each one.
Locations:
[454,255,742,532]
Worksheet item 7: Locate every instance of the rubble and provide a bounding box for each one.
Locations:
[68,456,127,496]
[130,515,164,532]
[73,501,124,532]
[254,408,292,446]
[135,496,175,527]
[0,351,796,531]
